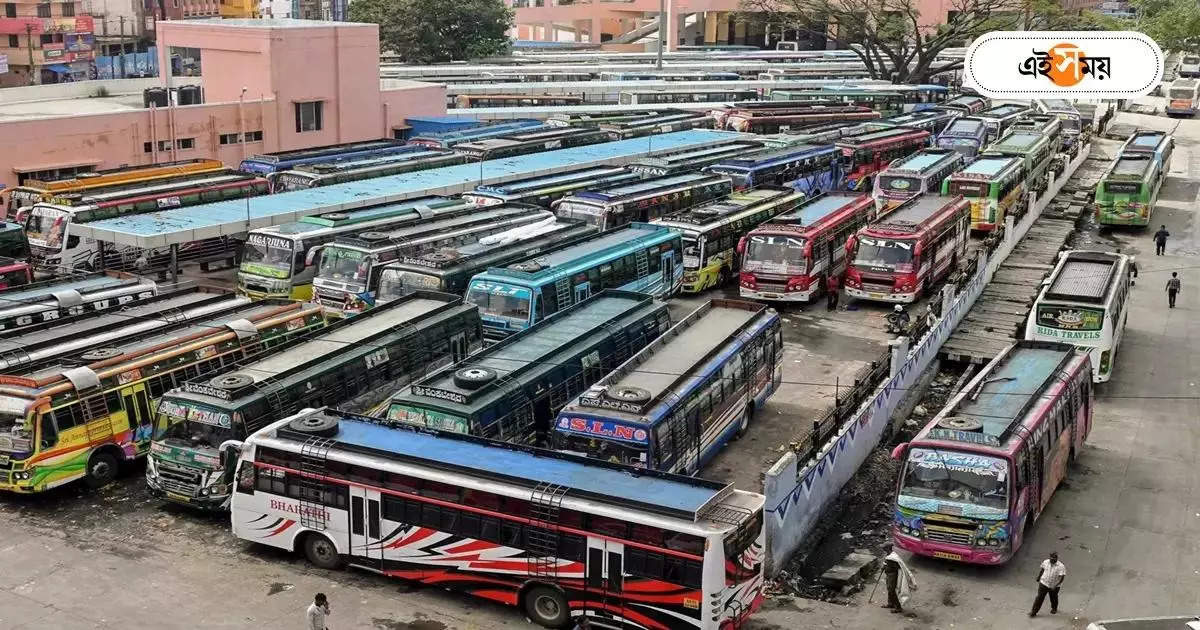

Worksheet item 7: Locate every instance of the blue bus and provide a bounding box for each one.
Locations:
[408,119,547,148]
[387,290,671,443]
[552,298,782,473]
[464,223,683,342]
[936,117,990,161]
[238,140,418,175]
[704,144,842,194]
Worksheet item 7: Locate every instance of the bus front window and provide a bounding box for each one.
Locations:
[555,201,604,227]
[240,238,295,279]
[853,237,915,272]
[554,432,647,467]
[879,176,920,193]
[682,236,702,270]
[466,282,531,323]
[25,207,67,248]
[899,448,1009,513]
[743,235,806,275]
[317,248,369,284]
[0,411,32,455]
[159,417,234,450]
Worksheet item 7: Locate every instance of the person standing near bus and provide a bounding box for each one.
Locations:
[1167,272,1182,308]
[880,543,916,613]
[1154,225,1170,255]
[826,274,840,311]
[307,593,331,630]
[1030,551,1066,616]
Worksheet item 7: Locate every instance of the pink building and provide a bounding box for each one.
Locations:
[512,0,762,49]
[0,18,444,191]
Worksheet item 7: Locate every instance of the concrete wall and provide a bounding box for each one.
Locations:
[760,145,1092,574]
[0,77,186,104]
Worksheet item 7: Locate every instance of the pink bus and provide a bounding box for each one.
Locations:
[890,341,1092,564]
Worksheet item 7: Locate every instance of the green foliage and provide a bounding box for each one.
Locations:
[349,0,514,63]
[1128,0,1200,52]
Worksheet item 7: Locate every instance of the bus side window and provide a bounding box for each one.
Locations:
[654,423,674,468]
[236,460,255,494]
[39,411,59,448]
[541,287,558,316]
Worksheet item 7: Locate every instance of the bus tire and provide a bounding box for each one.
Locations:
[523,585,569,629]
[85,450,119,489]
[736,403,754,439]
[302,533,344,570]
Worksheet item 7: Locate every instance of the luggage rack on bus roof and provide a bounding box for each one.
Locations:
[1043,251,1121,303]
[658,186,796,226]
[1122,129,1169,153]
[868,195,957,232]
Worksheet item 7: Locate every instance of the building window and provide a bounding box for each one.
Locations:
[219,132,240,145]
[39,33,63,45]
[61,2,73,15]
[7,35,17,48]
[4,4,15,17]
[176,138,195,150]
[36,3,51,17]
[294,101,322,133]
[143,140,173,153]
[244,130,263,141]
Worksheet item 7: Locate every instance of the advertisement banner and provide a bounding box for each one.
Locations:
[0,16,93,36]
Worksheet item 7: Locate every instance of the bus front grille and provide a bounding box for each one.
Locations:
[155,459,203,495]
[924,528,973,545]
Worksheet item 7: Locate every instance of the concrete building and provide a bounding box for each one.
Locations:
[0,2,96,87]
[0,18,444,190]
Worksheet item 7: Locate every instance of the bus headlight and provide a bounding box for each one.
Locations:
[12,471,32,480]
[1099,350,1111,374]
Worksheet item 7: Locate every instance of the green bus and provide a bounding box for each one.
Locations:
[942,154,1027,232]
[1094,153,1164,227]
[980,129,1055,195]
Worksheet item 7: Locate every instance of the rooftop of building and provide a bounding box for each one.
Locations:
[165,17,373,28]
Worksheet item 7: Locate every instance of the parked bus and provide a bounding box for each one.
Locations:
[226,408,766,630]
[653,187,805,293]
[147,291,481,509]
[737,192,875,302]
[390,290,670,442]
[890,84,952,112]
[892,340,1092,565]
[0,258,31,290]
[705,144,841,194]
[546,111,660,128]
[5,158,225,222]
[0,300,325,493]
[772,89,906,116]
[238,197,474,300]
[1093,153,1165,227]
[1010,114,1065,156]
[376,220,596,299]
[0,272,158,333]
[1033,100,1083,155]
[599,111,715,140]
[464,224,682,342]
[462,166,641,209]
[942,154,1026,232]
[408,120,547,149]
[936,117,989,161]
[453,94,586,109]
[553,298,781,473]
[556,172,733,231]
[974,104,1030,143]
[981,129,1055,196]
[311,205,555,316]
[454,128,610,161]
[872,148,964,214]
[1025,250,1131,382]
[0,221,29,261]
[844,195,970,303]
[619,88,759,105]
[865,109,961,135]
[238,140,414,174]
[756,121,873,147]
[936,94,990,115]
[1166,79,1199,117]
[598,70,742,81]
[25,172,268,271]
[1179,54,1200,78]
[725,105,880,134]
[709,101,838,129]
[1120,128,1175,170]
[270,150,469,192]
[626,142,764,177]
[836,127,933,191]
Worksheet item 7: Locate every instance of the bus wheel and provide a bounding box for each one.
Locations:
[85,451,119,489]
[523,585,569,628]
[736,404,754,439]
[303,533,344,570]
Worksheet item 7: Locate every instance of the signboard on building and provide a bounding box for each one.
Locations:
[0,16,94,36]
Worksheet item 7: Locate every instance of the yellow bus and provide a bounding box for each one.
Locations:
[0,300,326,493]
[5,159,226,222]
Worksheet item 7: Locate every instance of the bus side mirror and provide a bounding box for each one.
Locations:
[219,441,242,483]
[305,245,323,268]
[891,442,908,461]
[737,237,746,255]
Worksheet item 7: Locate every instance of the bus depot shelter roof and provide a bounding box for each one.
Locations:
[69,130,743,250]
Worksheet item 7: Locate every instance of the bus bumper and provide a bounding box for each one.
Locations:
[740,286,817,302]
[894,529,1011,565]
[146,483,229,510]
[845,286,917,304]
[971,221,999,232]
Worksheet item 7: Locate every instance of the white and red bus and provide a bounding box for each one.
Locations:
[843,195,969,303]
[835,127,932,192]
[227,409,766,630]
[736,192,873,302]
[890,341,1092,564]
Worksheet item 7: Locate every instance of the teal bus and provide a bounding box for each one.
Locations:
[1094,153,1164,227]
[464,223,683,342]
[980,129,1055,195]
[386,290,671,443]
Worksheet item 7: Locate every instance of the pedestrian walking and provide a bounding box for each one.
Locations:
[1030,551,1067,616]
[1167,272,1182,308]
[880,543,916,613]
[1154,225,1170,255]
[826,274,840,311]
[307,593,331,630]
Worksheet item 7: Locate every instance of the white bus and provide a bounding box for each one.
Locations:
[1166,79,1199,117]
[1025,250,1132,382]
[871,148,964,214]
[225,408,766,630]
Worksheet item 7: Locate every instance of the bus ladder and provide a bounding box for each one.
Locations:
[600,323,630,370]
[80,390,112,445]
[526,481,569,579]
[635,250,649,280]
[248,376,291,434]
[554,278,571,309]
[297,437,335,531]
[492,373,532,442]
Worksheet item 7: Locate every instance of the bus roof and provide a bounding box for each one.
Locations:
[627,142,763,169]
[708,144,833,170]
[990,131,1048,152]
[573,172,727,202]
[474,166,630,195]
[1043,251,1124,304]
[1110,154,1155,178]
[241,140,407,166]
[883,109,958,125]
[70,130,737,249]
[329,205,547,250]
[956,155,1022,179]
[292,149,456,174]
[768,192,868,227]
[264,410,733,522]
[1123,130,1170,153]
[836,127,929,147]
[394,219,594,272]
[889,149,959,173]
[872,195,960,231]
[977,104,1029,118]
[655,188,796,231]
[941,117,985,134]
[489,223,672,279]
[19,159,224,191]
[0,272,141,307]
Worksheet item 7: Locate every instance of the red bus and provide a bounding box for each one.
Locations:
[725,105,882,133]
[835,127,932,192]
[0,257,32,290]
[891,341,1092,564]
[736,191,873,302]
[843,195,969,303]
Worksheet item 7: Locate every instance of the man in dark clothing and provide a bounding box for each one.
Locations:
[881,544,902,612]
[1154,225,1170,255]
[826,274,840,311]
[1167,272,1181,308]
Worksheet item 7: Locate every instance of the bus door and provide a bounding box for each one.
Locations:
[660,250,675,291]
[585,537,627,626]
[349,486,384,570]
[573,281,591,304]
[120,385,156,453]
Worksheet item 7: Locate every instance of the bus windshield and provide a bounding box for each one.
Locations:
[900,447,1009,513]
[555,431,647,467]
[241,237,295,278]
[25,208,67,247]
[159,416,235,449]
[466,282,531,323]
[318,248,370,283]
[854,237,914,271]
[682,235,703,269]
[939,138,980,149]
[379,269,441,298]
[879,176,921,193]
[744,234,806,275]
[555,201,605,227]
[1169,87,1196,99]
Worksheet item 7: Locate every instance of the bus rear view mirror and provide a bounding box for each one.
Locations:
[737,237,746,255]
[305,245,324,268]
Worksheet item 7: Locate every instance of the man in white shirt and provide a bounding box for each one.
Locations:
[1030,551,1066,616]
[307,593,330,630]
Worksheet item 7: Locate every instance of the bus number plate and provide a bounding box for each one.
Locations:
[869,292,885,299]
[932,551,962,561]
[167,492,191,502]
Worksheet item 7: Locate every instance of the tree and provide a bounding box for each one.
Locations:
[349,0,514,63]
[740,0,1109,84]
[1127,0,1200,53]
